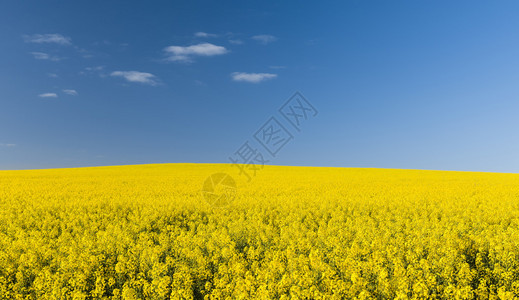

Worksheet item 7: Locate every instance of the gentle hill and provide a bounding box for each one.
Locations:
[1,164,519,298]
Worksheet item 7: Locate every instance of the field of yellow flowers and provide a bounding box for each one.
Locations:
[1,164,519,299]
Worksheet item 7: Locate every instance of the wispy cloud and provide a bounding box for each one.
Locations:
[63,89,78,96]
[111,71,159,86]
[74,46,93,58]
[23,33,71,45]
[30,52,62,61]
[163,43,228,62]
[47,73,58,78]
[229,39,243,45]
[252,34,277,45]
[0,143,16,147]
[194,80,207,87]
[231,72,277,83]
[79,66,106,77]
[269,65,286,69]
[194,32,218,38]
[39,93,58,98]
[31,52,50,59]
[85,66,104,71]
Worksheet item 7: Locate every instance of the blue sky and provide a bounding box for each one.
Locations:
[1,1,519,172]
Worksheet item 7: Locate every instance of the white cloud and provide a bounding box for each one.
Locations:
[47,73,58,78]
[0,143,16,147]
[30,52,62,61]
[194,32,218,38]
[194,80,207,86]
[88,66,103,71]
[79,66,106,77]
[74,46,93,58]
[229,39,243,45]
[31,52,50,59]
[23,33,71,45]
[269,65,286,69]
[111,71,159,85]
[39,93,58,98]
[63,89,78,96]
[164,43,228,62]
[84,66,104,72]
[252,34,277,45]
[231,72,277,83]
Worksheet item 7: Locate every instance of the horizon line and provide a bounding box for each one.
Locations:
[0,162,517,175]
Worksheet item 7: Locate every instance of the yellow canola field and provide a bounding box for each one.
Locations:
[1,164,519,299]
